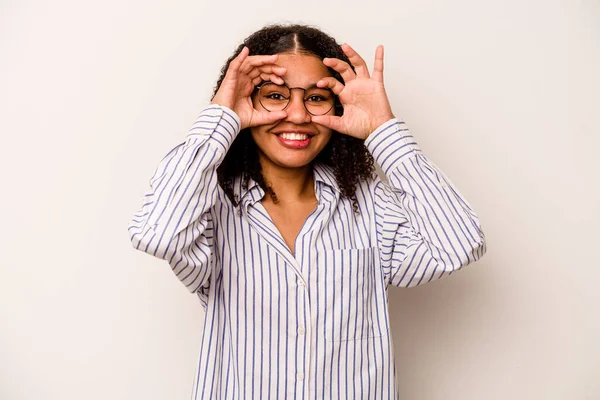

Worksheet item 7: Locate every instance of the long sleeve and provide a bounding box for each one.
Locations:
[128,105,240,294]
[365,118,486,288]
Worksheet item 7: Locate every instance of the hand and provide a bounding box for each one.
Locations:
[211,47,288,130]
[311,44,395,140]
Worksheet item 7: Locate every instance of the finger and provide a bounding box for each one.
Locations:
[245,54,279,66]
[372,45,385,83]
[251,73,285,86]
[247,65,287,80]
[310,115,346,133]
[322,57,356,82]
[249,110,287,127]
[240,55,279,73]
[212,47,249,107]
[316,77,345,96]
[226,46,249,79]
[341,43,370,79]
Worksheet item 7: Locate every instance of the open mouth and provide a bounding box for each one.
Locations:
[275,132,315,149]
[278,132,311,141]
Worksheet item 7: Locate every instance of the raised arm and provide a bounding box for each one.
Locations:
[128,106,240,293]
[311,43,486,286]
[128,47,288,295]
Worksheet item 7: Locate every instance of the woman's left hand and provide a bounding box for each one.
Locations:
[311,44,395,140]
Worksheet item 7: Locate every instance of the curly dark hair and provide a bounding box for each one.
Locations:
[213,24,375,210]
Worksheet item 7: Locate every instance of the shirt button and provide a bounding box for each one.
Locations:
[297,372,305,380]
[298,281,306,288]
[298,326,305,335]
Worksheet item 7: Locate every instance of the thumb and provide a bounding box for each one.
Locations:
[311,115,346,133]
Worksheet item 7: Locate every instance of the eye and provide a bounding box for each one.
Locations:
[305,95,327,103]
[265,93,288,101]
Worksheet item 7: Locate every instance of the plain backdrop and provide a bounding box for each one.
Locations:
[1,0,599,399]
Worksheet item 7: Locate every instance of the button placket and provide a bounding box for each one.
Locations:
[294,275,311,398]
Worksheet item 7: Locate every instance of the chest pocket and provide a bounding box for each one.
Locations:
[319,247,389,342]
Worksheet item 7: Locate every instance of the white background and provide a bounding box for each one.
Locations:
[1,0,599,398]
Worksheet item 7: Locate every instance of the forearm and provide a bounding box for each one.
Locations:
[367,118,486,280]
[128,105,240,260]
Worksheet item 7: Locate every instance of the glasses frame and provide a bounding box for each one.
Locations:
[254,81,336,116]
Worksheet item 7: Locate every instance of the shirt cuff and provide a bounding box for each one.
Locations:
[186,105,242,154]
[364,118,422,174]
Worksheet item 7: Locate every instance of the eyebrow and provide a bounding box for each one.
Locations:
[282,82,326,90]
[256,80,331,92]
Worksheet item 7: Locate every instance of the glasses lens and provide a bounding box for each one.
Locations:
[303,88,335,116]
[257,83,335,115]
[258,83,290,111]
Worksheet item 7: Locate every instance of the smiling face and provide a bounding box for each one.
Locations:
[250,52,335,172]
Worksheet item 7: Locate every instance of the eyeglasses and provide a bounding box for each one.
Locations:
[255,81,336,116]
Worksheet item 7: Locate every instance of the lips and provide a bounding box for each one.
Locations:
[274,131,314,149]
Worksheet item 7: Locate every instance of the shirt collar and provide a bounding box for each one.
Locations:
[313,163,340,193]
[234,175,263,210]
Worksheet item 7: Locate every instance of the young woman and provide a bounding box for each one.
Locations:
[129,24,486,399]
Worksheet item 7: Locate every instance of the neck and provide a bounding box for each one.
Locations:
[260,161,315,205]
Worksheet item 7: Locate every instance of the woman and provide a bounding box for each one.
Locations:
[129,24,486,399]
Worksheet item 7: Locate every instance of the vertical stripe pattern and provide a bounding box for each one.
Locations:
[128,106,487,399]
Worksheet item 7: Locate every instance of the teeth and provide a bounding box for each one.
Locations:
[280,133,309,141]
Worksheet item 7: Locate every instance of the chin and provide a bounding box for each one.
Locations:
[269,153,319,169]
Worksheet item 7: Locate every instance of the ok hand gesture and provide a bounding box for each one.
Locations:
[311,44,395,140]
[211,47,288,130]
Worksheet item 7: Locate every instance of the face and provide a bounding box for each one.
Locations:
[250,52,334,172]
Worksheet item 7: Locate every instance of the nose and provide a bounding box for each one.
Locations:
[284,91,311,124]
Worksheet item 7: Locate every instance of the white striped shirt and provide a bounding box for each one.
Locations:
[128,105,486,399]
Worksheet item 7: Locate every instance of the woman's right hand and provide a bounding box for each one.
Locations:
[211,47,288,130]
